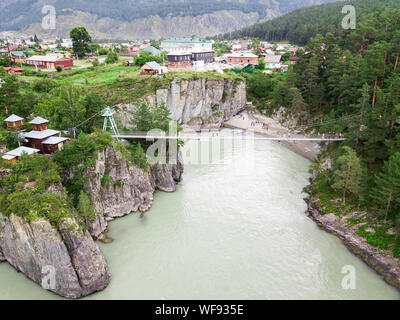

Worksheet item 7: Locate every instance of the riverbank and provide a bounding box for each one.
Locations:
[224,111,320,161]
[305,193,400,290]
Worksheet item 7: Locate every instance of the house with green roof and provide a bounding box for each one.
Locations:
[141,45,162,56]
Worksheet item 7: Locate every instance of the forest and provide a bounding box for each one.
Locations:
[223,0,400,45]
[249,3,400,256]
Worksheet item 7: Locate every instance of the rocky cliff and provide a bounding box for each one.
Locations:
[0,207,110,298]
[0,143,183,297]
[116,77,247,131]
[75,144,184,239]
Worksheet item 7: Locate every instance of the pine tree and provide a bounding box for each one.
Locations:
[332,146,362,203]
[370,152,400,221]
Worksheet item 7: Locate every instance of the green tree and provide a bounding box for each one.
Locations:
[105,49,118,64]
[70,27,92,58]
[0,71,20,113]
[256,57,265,70]
[332,146,362,203]
[370,152,400,221]
[130,103,153,132]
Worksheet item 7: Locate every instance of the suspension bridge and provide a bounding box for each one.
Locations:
[66,106,349,143]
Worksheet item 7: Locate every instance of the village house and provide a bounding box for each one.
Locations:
[191,50,214,64]
[26,53,74,70]
[119,48,139,57]
[167,52,193,70]
[41,136,69,153]
[3,67,24,75]
[140,61,165,75]
[225,52,259,66]
[263,54,283,69]
[22,117,68,154]
[4,114,24,131]
[161,38,213,53]
[2,146,40,165]
[10,51,26,64]
[141,45,162,56]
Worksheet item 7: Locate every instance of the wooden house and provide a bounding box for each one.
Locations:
[29,116,49,131]
[2,146,40,164]
[167,52,192,70]
[140,61,163,75]
[42,136,69,153]
[24,129,61,153]
[191,50,214,64]
[4,114,24,131]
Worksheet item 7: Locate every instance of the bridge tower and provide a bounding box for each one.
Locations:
[101,107,120,139]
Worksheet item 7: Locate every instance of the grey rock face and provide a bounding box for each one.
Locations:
[81,145,183,239]
[80,145,154,239]
[116,77,246,131]
[59,218,111,296]
[0,213,110,298]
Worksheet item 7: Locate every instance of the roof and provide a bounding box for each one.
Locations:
[4,114,23,122]
[4,67,24,72]
[24,129,59,140]
[225,52,258,58]
[168,51,192,56]
[162,38,212,44]
[289,56,300,61]
[190,49,214,54]
[263,55,282,63]
[2,154,16,161]
[11,51,26,57]
[26,55,68,62]
[142,61,162,70]
[5,146,40,157]
[29,116,49,125]
[42,136,69,145]
[142,46,161,55]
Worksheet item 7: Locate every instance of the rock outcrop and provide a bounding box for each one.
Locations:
[0,213,110,298]
[0,143,183,297]
[79,145,183,239]
[116,77,247,131]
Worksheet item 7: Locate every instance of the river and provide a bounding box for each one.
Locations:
[0,134,399,299]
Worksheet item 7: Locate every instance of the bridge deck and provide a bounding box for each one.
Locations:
[113,134,345,142]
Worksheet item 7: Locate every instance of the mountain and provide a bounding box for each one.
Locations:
[223,0,400,45]
[0,0,336,40]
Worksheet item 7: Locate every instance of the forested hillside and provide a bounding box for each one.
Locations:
[0,0,335,39]
[224,0,400,45]
[260,4,400,256]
